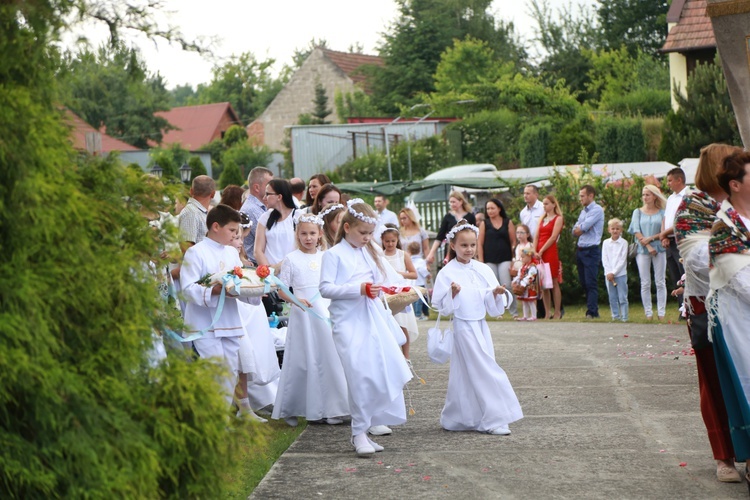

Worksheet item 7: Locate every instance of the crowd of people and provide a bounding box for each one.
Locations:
[152,167,521,459]
[149,154,750,479]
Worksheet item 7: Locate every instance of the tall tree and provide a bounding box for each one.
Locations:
[2,1,244,497]
[192,52,285,125]
[597,0,669,57]
[658,57,742,163]
[529,0,599,102]
[59,43,174,148]
[310,82,332,124]
[368,0,527,113]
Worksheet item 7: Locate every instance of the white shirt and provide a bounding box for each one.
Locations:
[519,200,544,239]
[663,186,689,232]
[602,237,628,278]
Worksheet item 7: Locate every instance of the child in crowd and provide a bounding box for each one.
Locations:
[180,205,262,407]
[381,224,419,360]
[511,224,533,278]
[512,248,540,321]
[602,218,629,322]
[320,203,345,248]
[407,241,431,320]
[229,231,275,423]
[431,220,523,435]
[319,199,412,458]
[272,214,349,426]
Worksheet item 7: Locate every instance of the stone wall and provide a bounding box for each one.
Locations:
[247,48,359,150]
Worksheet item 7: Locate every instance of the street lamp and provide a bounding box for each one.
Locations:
[179,162,192,183]
[150,164,163,179]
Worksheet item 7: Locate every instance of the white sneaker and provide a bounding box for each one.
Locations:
[488,425,511,435]
[368,425,392,436]
[285,416,298,427]
[325,417,343,425]
[237,408,268,423]
[351,434,375,457]
[367,436,384,452]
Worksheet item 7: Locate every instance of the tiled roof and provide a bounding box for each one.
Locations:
[155,102,241,149]
[322,49,383,86]
[662,0,716,53]
[63,108,139,152]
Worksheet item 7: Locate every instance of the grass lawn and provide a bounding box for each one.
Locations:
[222,418,306,498]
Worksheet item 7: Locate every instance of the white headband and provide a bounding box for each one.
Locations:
[346,199,378,225]
[296,213,324,227]
[318,203,344,219]
[446,223,479,241]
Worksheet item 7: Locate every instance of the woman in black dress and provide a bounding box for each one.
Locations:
[478,198,517,318]
[426,190,476,266]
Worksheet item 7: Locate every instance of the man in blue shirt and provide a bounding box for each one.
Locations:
[572,185,605,318]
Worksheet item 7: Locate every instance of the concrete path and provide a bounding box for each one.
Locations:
[251,321,749,499]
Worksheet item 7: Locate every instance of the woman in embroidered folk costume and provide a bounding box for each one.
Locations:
[674,143,744,483]
[272,214,349,427]
[319,199,412,458]
[431,220,523,435]
[709,150,750,487]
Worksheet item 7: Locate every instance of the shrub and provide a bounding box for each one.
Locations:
[595,117,646,163]
[449,109,520,169]
[219,159,245,189]
[519,123,552,168]
[189,155,208,179]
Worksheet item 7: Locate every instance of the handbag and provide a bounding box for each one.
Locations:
[628,241,638,261]
[427,315,453,364]
[540,261,553,289]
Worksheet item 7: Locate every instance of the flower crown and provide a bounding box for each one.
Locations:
[346,199,378,225]
[318,203,344,219]
[446,223,479,241]
[296,213,324,227]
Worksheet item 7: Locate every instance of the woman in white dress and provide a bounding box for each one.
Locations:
[432,220,523,435]
[320,200,412,458]
[254,179,297,270]
[272,214,349,426]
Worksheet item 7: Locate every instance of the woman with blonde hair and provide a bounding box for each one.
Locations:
[398,208,429,259]
[628,184,668,320]
[535,194,564,319]
[426,191,475,266]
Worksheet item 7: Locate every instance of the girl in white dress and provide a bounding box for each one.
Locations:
[272,214,350,426]
[432,220,524,435]
[381,224,419,360]
[320,199,413,458]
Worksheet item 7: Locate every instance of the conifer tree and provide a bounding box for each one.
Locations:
[310,82,332,124]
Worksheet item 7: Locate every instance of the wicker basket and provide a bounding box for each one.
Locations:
[511,282,526,296]
[385,286,428,315]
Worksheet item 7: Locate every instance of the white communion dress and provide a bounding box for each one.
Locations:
[432,258,523,432]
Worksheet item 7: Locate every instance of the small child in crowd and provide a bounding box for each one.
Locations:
[319,203,345,248]
[431,220,523,435]
[180,205,261,407]
[512,248,540,321]
[319,199,412,458]
[381,224,419,360]
[273,213,349,427]
[511,224,533,278]
[601,218,629,322]
[407,241,431,320]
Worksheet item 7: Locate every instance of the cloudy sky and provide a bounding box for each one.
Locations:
[67,0,596,89]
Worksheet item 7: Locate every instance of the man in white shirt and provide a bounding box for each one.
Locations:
[658,167,688,307]
[373,194,399,243]
[290,177,305,209]
[519,185,545,240]
[239,166,273,264]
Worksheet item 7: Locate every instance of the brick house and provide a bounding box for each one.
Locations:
[661,0,717,110]
[155,102,242,149]
[247,48,383,150]
[63,107,139,154]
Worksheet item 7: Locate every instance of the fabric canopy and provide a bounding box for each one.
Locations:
[336,175,545,196]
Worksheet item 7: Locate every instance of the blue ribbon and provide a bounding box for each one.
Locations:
[165,274,232,343]
[263,272,332,327]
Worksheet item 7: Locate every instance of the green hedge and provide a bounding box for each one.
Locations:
[519,123,552,168]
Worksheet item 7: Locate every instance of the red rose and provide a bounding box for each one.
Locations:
[232,266,243,279]
[256,265,270,279]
